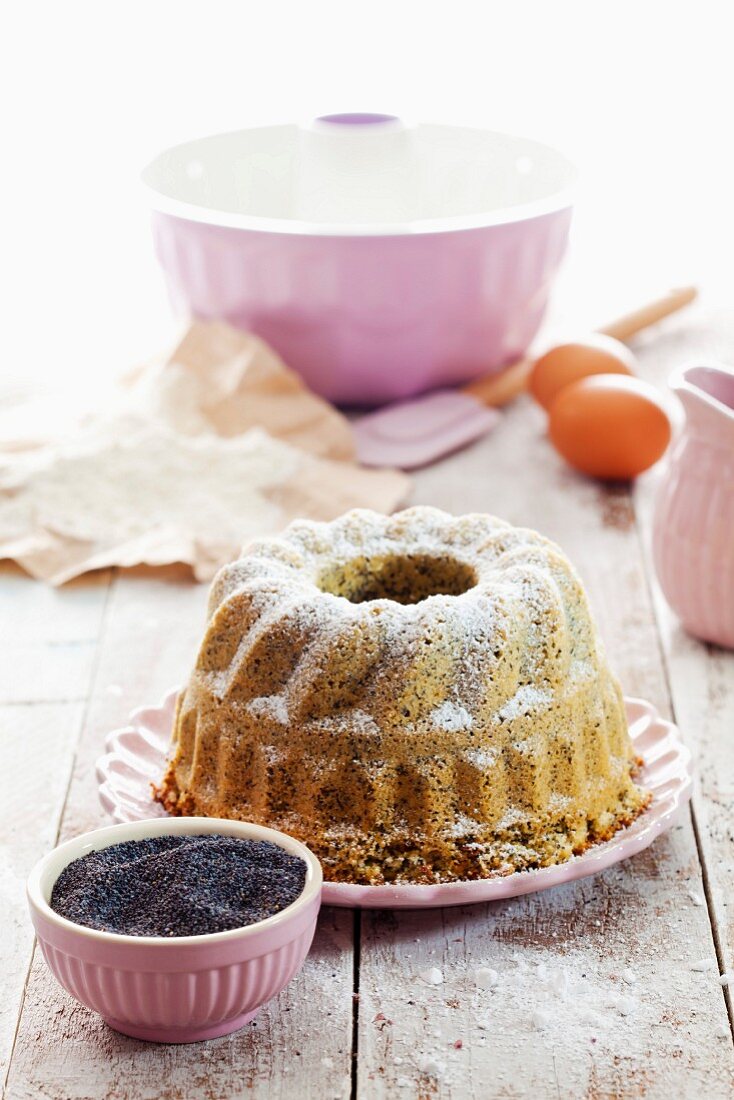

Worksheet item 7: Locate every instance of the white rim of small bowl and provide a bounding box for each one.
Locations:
[27,817,323,948]
[141,122,577,238]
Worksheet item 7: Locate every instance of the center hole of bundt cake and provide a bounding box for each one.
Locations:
[318,554,477,605]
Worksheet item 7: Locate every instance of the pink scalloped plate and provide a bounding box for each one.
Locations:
[96,689,693,909]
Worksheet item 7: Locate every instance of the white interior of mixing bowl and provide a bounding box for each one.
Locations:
[142,119,576,235]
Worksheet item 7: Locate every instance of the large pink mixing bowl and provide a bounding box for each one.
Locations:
[143,115,575,405]
[27,817,322,1043]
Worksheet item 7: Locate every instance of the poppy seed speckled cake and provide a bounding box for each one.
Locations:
[155,507,648,884]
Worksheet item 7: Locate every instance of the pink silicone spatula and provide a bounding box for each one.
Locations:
[354,286,697,469]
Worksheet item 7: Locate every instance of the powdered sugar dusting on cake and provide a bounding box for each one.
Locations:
[315,708,381,737]
[463,747,499,770]
[450,813,485,838]
[246,694,289,724]
[346,709,381,733]
[495,806,527,830]
[570,658,594,682]
[283,507,520,589]
[228,508,587,707]
[432,701,473,732]
[548,792,572,813]
[497,685,552,722]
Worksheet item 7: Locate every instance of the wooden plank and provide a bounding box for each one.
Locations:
[357,395,733,1097]
[358,835,730,1100]
[0,564,111,705]
[0,701,85,1090]
[5,567,355,1100]
[56,565,209,842]
[0,565,113,1093]
[646,583,734,996]
[632,304,734,998]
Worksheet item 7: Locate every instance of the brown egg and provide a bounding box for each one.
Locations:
[530,334,637,410]
[548,375,672,480]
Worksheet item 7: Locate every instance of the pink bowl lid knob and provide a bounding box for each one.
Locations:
[315,113,400,126]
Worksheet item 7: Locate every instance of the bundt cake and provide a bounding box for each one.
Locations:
[156,507,649,884]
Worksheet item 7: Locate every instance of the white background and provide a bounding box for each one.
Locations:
[2,0,732,405]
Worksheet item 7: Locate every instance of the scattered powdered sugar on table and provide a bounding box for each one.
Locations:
[531,1008,555,1031]
[475,967,499,990]
[418,967,444,986]
[418,1055,447,1077]
[372,950,657,1093]
[483,954,639,1030]
[607,993,638,1017]
[485,957,644,1035]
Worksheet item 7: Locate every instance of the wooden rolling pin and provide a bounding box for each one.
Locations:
[463,286,698,407]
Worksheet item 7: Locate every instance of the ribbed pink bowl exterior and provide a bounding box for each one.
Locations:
[152,208,572,405]
[27,819,322,1043]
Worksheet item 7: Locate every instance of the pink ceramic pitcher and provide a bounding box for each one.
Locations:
[653,364,734,648]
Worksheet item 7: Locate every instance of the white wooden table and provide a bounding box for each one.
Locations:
[2,305,733,1099]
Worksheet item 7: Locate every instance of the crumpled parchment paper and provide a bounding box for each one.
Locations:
[0,322,410,583]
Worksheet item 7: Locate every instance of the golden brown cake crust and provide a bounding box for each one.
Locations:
[155,507,649,884]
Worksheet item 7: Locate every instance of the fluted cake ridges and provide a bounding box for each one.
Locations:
[156,507,648,883]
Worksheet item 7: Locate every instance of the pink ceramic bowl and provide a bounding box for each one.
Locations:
[27,817,322,1043]
[143,115,575,405]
